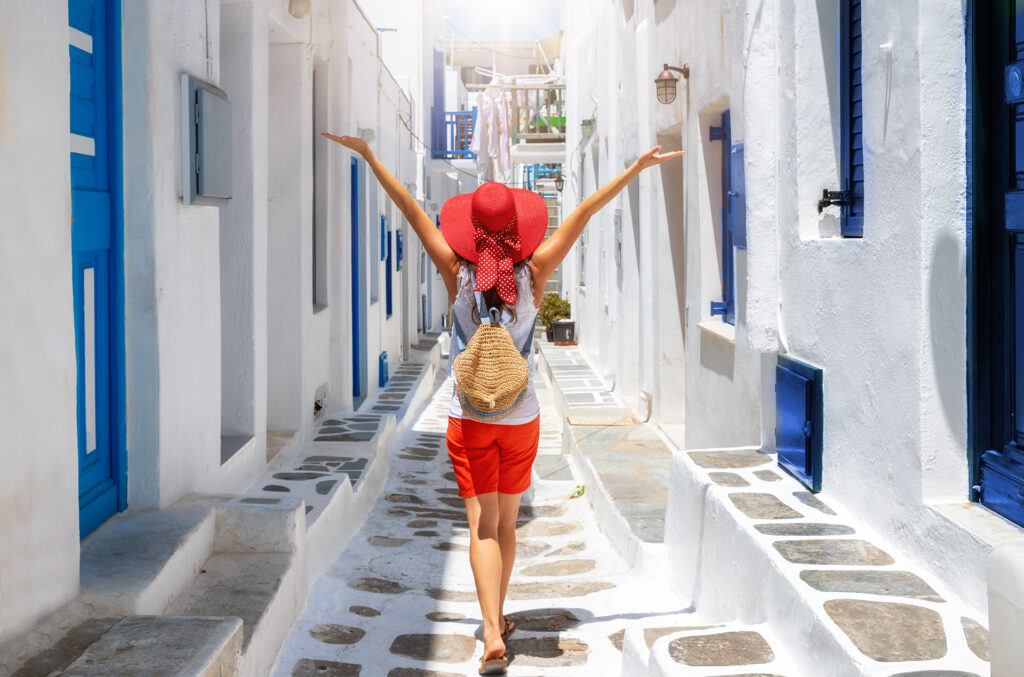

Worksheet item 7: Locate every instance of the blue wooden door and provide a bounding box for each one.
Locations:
[972,0,1024,527]
[350,158,366,400]
[69,0,124,538]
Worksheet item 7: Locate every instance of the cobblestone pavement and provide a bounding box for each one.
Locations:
[270,374,690,676]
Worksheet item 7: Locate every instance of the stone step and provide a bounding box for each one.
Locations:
[665,446,992,676]
[168,552,304,676]
[537,344,670,577]
[78,495,226,616]
[61,616,241,677]
[620,622,795,676]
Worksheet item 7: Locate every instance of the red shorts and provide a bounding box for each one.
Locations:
[446,416,540,498]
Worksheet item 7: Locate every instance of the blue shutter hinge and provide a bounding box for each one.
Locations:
[710,300,728,317]
[971,484,983,501]
[803,420,814,438]
[709,125,727,142]
[817,188,849,213]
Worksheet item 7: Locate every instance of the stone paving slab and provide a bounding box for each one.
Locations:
[270,368,688,676]
[565,419,671,543]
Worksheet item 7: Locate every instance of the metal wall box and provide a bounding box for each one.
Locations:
[775,354,824,492]
[181,74,232,206]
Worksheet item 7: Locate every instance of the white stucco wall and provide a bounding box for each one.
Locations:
[122,0,224,508]
[0,1,81,639]
[0,0,422,640]
[563,0,1000,614]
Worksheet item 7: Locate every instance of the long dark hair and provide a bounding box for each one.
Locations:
[457,256,534,324]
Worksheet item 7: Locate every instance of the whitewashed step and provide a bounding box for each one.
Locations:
[79,495,226,616]
[62,616,241,677]
[665,448,992,676]
[169,552,304,676]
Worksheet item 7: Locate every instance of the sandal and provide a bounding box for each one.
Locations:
[479,650,510,675]
[500,616,516,641]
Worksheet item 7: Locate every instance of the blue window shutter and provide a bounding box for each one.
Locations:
[776,355,823,492]
[840,0,864,237]
[730,142,747,249]
[709,110,736,325]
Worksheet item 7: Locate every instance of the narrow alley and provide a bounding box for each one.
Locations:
[6,0,1024,675]
[270,353,779,676]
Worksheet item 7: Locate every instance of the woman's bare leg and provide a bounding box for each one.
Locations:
[464,493,506,660]
[497,491,524,618]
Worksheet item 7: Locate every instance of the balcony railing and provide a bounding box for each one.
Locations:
[430,84,567,160]
[510,85,566,143]
[431,108,477,159]
[524,163,562,194]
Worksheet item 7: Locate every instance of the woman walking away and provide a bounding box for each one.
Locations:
[324,131,682,674]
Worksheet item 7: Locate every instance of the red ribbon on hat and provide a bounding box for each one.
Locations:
[473,214,521,305]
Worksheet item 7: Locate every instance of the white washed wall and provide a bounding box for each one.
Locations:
[0,0,419,640]
[0,0,81,640]
[563,0,996,613]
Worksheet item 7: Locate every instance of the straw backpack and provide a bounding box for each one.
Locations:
[452,292,535,422]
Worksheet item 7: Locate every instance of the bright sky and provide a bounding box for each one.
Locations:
[440,0,561,40]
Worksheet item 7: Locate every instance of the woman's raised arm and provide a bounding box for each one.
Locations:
[323,133,460,298]
[528,145,684,298]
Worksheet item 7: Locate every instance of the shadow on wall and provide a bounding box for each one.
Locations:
[815,0,841,174]
[930,229,967,450]
[656,129,686,351]
[698,102,728,287]
[654,0,677,25]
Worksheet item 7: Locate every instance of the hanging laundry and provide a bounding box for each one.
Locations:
[470,81,513,181]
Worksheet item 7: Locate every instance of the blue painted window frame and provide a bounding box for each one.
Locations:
[709,110,736,325]
[840,0,865,237]
[775,355,824,492]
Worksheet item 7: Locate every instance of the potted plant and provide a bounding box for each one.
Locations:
[538,293,572,343]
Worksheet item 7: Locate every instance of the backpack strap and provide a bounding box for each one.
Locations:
[451,313,468,353]
[519,316,537,357]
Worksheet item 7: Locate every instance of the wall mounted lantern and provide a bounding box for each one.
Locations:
[581,119,595,138]
[288,0,311,19]
[554,172,564,192]
[655,63,690,104]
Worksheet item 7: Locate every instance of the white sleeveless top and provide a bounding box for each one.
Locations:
[448,264,540,424]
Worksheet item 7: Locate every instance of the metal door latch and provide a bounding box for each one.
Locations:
[817,188,849,213]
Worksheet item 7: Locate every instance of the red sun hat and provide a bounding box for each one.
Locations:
[441,182,548,304]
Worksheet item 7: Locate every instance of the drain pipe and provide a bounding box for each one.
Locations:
[639,390,653,423]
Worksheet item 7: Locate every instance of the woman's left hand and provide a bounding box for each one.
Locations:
[322,132,372,158]
[632,145,685,173]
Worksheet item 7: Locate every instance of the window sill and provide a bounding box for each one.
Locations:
[313,303,328,315]
[929,501,1024,548]
[698,319,736,344]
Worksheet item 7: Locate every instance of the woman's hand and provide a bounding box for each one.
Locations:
[631,145,685,173]
[322,132,372,159]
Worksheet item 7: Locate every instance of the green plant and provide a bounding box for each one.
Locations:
[538,293,571,329]
[570,484,585,499]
